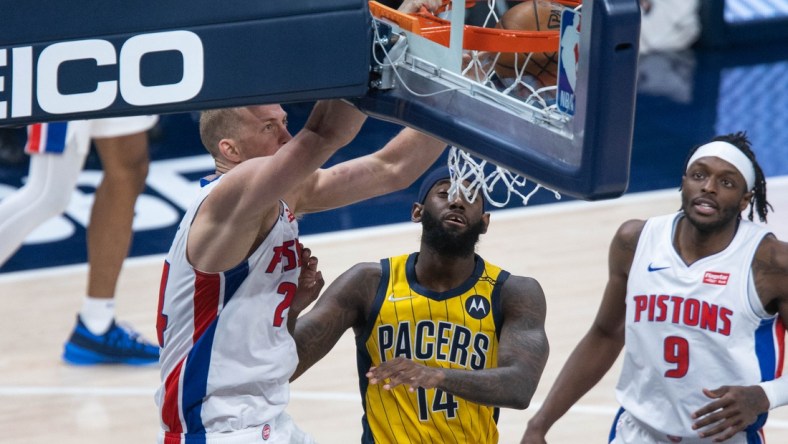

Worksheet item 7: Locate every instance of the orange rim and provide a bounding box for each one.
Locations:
[370,0,580,53]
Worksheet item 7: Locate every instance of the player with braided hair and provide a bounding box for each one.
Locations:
[682,132,772,224]
[523,132,788,443]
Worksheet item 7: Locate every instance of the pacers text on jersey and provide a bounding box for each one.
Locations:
[376,320,491,369]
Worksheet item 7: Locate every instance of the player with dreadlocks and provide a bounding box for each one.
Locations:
[522,132,788,443]
[682,131,772,223]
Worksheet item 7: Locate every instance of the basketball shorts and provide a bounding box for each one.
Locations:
[158,412,316,444]
[87,115,159,139]
[25,115,158,156]
[610,409,762,444]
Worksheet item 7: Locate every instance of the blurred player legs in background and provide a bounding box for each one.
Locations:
[0,116,160,365]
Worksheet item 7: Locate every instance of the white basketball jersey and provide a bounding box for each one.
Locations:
[155,176,302,441]
[616,213,784,439]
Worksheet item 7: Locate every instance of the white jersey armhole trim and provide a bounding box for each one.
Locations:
[745,229,777,321]
[747,270,773,319]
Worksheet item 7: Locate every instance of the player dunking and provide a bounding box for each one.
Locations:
[291,167,550,443]
[522,132,788,444]
[154,98,446,444]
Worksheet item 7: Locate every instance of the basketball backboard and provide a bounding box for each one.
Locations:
[0,0,372,123]
[0,0,640,200]
[353,0,641,200]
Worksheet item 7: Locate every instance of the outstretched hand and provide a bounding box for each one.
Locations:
[366,356,444,391]
[691,385,770,442]
[292,246,324,316]
[398,0,443,14]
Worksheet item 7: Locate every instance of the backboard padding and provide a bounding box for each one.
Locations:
[0,0,641,201]
[0,0,372,124]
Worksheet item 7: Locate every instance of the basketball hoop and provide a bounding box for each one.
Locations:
[370,0,580,206]
[447,146,561,208]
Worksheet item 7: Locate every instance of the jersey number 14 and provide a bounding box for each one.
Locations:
[417,387,459,420]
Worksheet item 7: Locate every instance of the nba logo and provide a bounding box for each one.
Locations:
[557,8,581,116]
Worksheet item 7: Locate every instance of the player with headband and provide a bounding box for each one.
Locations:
[522,131,788,443]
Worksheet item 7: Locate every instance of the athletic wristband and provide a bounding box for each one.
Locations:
[758,377,788,410]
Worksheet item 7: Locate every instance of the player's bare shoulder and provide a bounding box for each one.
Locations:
[502,274,545,299]
[346,261,385,284]
[605,218,647,277]
[753,234,788,311]
[758,234,788,265]
[753,234,788,274]
[500,274,547,320]
[329,261,385,321]
[615,219,647,250]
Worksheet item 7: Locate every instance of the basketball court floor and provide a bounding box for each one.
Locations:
[1,18,788,444]
[1,179,787,443]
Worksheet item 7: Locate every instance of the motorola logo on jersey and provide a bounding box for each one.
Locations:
[465,295,490,319]
[0,30,203,120]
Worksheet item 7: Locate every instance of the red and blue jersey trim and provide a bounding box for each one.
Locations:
[161,260,250,441]
[25,122,69,154]
[745,316,785,441]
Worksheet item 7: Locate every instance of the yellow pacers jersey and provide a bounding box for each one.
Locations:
[358,253,510,444]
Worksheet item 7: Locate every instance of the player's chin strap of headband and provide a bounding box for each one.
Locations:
[687,141,756,191]
[759,376,788,410]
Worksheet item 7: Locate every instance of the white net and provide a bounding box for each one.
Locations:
[461,1,571,111]
[447,146,561,208]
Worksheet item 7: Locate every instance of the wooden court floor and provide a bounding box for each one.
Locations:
[1,179,786,444]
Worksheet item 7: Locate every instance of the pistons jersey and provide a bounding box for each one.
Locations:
[358,253,509,444]
[155,176,302,442]
[616,213,785,441]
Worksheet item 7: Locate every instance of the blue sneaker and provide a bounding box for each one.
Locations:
[62,316,160,365]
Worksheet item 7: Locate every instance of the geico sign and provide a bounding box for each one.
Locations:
[0,30,203,119]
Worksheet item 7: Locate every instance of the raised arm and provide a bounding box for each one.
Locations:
[521,219,643,444]
[399,0,443,13]
[189,100,366,272]
[366,274,549,409]
[290,262,382,381]
[289,127,447,214]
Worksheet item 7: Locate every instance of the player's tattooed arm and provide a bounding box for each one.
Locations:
[290,262,380,381]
